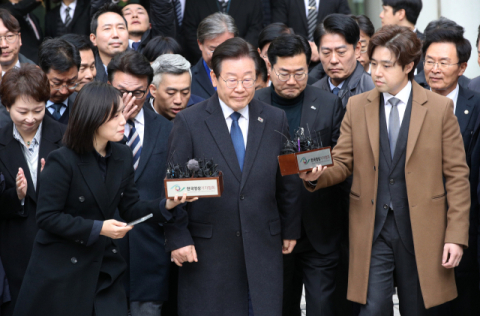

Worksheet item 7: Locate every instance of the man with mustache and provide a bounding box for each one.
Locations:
[90,3,129,83]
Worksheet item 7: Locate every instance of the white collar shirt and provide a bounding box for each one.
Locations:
[383,80,412,132]
[60,0,77,24]
[219,98,249,148]
[46,98,69,116]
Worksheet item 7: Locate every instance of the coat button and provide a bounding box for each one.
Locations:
[112,249,117,254]
[121,192,124,197]
[79,196,85,202]
[71,257,77,264]
[389,179,395,185]
[236,231,241,237]
[240,195,245,200]
[80,241,84,244]
[383,204,388,210]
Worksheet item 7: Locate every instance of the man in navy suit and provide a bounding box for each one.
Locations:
[108,50,173,316]
[422,19,480,316]
[166,37,301,316]
[148,53,204,121]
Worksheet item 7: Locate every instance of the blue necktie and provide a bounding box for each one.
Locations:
[230,112,245,172]
[127,120,142,170]
[132,41,141,51]
[51,103,63,120]
[174,0,183,27]
[332,87,340,96]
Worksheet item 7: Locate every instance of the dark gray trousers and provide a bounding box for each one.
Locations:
[360,212,428,316]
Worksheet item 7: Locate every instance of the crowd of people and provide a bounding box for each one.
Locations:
[0,0,480,315]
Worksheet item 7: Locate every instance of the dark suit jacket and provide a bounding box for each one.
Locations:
[191,58,215,100]
[13,142,172,316]
[115,109,173,302]
[415,30,425,75]
[0,115,65,315]
[182,0,263,63]
[94,52,108,83]
[271,0,350,40]
[188,93,204,107]
[0,0,42,63]
[455,86,480,154]
[44,92,78,125]
[254,85,344,254]
[45,0,91,38]
[165,94,301,315]
[468,76,480,93]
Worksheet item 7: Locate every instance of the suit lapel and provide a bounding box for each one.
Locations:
[378,95,392,168]
[296,0,308,30]
[134,111,159,181]
[390,93,412,172]
[78,152,110,218]
[240,100,265,191]
[194,59,215,96]
[455,86,473,135]
[299,86,319,135]
[365,89,380,169]
[406,82,428,165]
[205,97,242,182]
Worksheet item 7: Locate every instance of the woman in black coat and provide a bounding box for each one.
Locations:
[13,82,194,316]
[0,65,65,316]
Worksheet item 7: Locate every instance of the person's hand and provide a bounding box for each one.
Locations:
[171,245,198,267]
[100,219,133,239]
[309,41,320,63]
[16,167,27,200]
[442,243,463,268]
[165,193,199,210]
[299,165,327,182]
[122,92,137,122]
[282,239,296,254]
[40,158,46,172]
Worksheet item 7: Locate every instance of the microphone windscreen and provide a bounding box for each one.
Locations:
[187,159,200,171]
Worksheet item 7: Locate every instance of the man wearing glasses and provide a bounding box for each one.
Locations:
[38,38,80,125]
[107,50,173,316]
[254,34,343,316]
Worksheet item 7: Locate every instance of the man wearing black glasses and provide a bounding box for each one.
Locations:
[107,50,173,316]
[254,34,343,316]
[38,38,80,125]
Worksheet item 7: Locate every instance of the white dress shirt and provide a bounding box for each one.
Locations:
[304,0,320,16]
[128,39,141,49]
[46,98,69,117]
[60,0,77,24]
[13,122,42,191]
[445,83,460,114]
[124,108,145,147]
[219,98,249,148]
[383,80,412,131]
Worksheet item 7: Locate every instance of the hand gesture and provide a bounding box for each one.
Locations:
[442,243,463,269]
[282,239,296,254]
[100,219,133,239]
[122,92,137,122]
[165,193,199,210]
[299,165,327,182]
[16,167,27,200]
[171,245,198,267]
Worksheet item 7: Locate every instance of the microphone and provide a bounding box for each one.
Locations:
[187,159,200,177]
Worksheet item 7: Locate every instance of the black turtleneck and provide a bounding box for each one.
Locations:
[270,84,304,138]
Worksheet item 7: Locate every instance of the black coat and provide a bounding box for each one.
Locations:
[455,86,480,154]
[271,0,350,40]
[254,85,344,254]
[45,0,91,38]
[165,94,301,315]
[13,143,172,316]
[44,93,78,125]
[190,58,215,100]
[0,0,42,63]
[0,116,65,316]
[114,109,173,302]
[182,0,263,63]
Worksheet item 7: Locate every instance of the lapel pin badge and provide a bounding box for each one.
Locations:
[465,110,469,115]
[311,106,317,110]
[258,117,264,123]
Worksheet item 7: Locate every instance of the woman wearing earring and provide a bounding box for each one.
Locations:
[0,64,66,316]
[13,82,194,316]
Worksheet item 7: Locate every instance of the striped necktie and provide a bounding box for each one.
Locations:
[64,7,72,26]
[174,0,183,27]
[307,0,317,42]
[127,120,142,170]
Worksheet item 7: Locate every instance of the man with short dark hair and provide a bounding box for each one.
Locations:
[301,25,470,315]
[39,38,80,125]
[254,34,343,316]
[468,25,480,92]
[90,3,129,83]
[108,50,173,316]
[60,34,96,92]
[166,37,301,316]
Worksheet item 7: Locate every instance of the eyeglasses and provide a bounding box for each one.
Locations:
[219,76,256,89]
[50,81,79,91]
[272,67,307,82]
[423,60,460,70]
[0,33,19,44]
[115,88,148,99]
[360,40,368,54]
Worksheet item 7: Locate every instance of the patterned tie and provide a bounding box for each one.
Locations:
[230,112,245,172]
[388,97,401,158]
[64,7,72,26]
[332,87,340,96]
[132,41,141,51]
[174,0,183,27]
[51,103,63,121]
[127,120,142,170]
[307,0,318,42]
[218,0,228,13]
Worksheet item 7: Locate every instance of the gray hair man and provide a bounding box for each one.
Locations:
[190,12,238,99]
[148,54,204,120]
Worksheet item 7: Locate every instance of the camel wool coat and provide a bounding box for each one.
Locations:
[306,81,470,309]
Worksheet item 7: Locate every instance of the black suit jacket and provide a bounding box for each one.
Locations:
[0,115,65,315]
[115,108,173,302]
[94,52,108,83]
[45,0,91,38]
[44,92,78,125]
[271,0,351,40]
[190,58,215,100]
[182,0,263,63]
[13,142,172,316]
[165,94,301,315]
[254,85,344,253]
[455,86,480,153]
[0,0,43,63]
